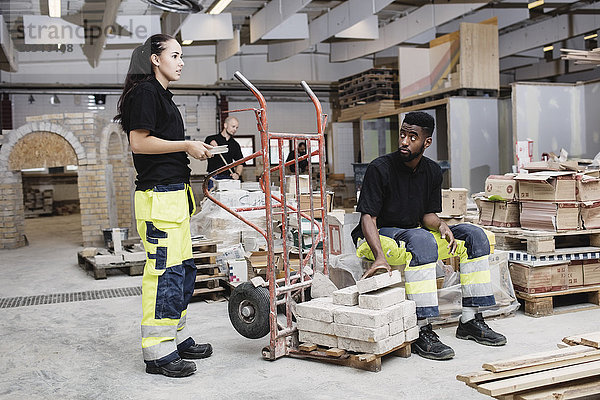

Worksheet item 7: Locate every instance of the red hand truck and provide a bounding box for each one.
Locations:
[203,71,329,360]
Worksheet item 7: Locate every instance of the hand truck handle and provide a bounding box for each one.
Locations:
[234,71,266,111]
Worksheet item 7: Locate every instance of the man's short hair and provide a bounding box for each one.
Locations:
[224,116,238,125]
[403,112,434,137]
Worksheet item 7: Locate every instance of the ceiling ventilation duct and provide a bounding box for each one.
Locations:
[143,0,203,13]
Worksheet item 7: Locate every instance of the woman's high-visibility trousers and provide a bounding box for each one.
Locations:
[135,183,198,367]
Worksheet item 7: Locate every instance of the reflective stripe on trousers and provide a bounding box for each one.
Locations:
[379,223,495,318]
[136,183,197,366]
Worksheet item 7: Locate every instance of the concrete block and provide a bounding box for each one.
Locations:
[94,254,123,265]
[334,322,389,342]
[123,251,146,262]
[298,330,338,348]
[332,305,390,328]
[403,300,417,317]
[311,272,338,298]
[297,317,334,335]
[337,331,406,355]
[332,285,359,306]
[296,299,340,323]
[403,313,417,330]
[405,325,419,342]
[389,319,404,336]
[356,270,402,294]
[358,286,405,310]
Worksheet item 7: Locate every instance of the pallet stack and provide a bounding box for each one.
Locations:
[295,271,418,367]
[457,333,600,399]
[338,68,398,109]
[191,238,228,300]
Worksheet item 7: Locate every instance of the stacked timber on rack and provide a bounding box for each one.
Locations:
[338,68,398,110]
[294,271,417,372]
[561,47,600,65]
[476,166,600,316]
[457,338,600,399]
[191,237,228,300]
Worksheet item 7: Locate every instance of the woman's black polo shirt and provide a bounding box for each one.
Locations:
[123,78,190,191]
[351,152,443,244]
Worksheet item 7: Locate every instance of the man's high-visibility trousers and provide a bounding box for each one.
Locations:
[135,183,198,367]
[377,224,495,319]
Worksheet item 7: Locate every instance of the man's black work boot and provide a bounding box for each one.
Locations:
[145,358,196,377]
[412,323,455,360]
[456,312,507,346]
[180,343,213,359]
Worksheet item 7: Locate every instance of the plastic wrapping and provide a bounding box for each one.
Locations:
[190,190,268,248]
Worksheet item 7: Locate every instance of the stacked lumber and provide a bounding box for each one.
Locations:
[457,342,600,399]
[562,331,600,349]
[561,48,600,65]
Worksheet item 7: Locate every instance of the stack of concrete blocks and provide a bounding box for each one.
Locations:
[296,270,418,355]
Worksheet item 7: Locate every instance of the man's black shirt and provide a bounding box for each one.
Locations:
[204,133,244,173]
[123,78,190,191]
[351,152,443,244]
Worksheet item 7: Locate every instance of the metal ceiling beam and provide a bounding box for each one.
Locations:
[267,0,394,62]
[0,15,17,72]
[499,2,600,58]
[249,0,313,44]
[330,3,487,62]
[436,8,529,34]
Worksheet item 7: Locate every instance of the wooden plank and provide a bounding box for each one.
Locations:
[581,332,600,349]
[458,349,600,385]
[325,348,345,357]
[563,335,583,346]
[482,345,596,372]
[299,343,317,352]
[459,22,499,90]
[513,377,600,400]
[476,360,600,396]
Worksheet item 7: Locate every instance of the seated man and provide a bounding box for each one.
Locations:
[351,111,506,361]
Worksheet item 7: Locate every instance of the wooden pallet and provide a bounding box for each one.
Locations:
[515,285,600,317]
[483,225,600,256]
[191,238,228,300]
[289,341,412,372]
[77,250,144,280]
[457,345,600,399]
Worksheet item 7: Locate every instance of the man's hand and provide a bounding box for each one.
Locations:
[230,172,240,180]
[187,141,213,160]
[361,256,392,280]
[439,223,457,255]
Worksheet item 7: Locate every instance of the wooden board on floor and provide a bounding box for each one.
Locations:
[476,360,600,397]
[581,332,600,349]
[482,345,597,372]
[511,377,600,400]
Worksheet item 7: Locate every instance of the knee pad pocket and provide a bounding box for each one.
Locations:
[155,265,185,319]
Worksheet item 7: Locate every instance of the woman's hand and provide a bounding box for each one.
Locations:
[186,141,213,160]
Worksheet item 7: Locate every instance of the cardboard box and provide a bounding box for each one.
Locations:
[477,199,495,226]
[439,215,465,225]
[516,139,533,173]
[576,173,600,202]
[509,262,568,293]
[568,261,583,288]
[583,259,600,286]
[520,202,579,231]
[441,188,468,216]
[485,175,518,201]
[580,201,600,229]
[299,192,333,213]
[516,171,576,202]
[492,201,520,228]
[524,160,579,172]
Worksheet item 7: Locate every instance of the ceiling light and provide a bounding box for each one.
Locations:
[528,0,544,9]
[543,45,554,52]
[94,94,106,105]
[584,33,598,40]
[182,40,193,45]
[208,0,232,15]
[50,94,60,105]
[28,95,35,104]
[48,0,61,17]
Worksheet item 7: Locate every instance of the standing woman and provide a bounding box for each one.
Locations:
[116,34,214,378]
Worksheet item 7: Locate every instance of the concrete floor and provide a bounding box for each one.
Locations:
[1,214,598,400]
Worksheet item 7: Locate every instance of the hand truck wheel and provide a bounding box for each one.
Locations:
[228,282,270,339]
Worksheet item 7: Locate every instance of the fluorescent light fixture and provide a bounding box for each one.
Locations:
[208,0,232,15]
[584,33,598,40]
[543,45,554,52]
[528,0,544,9]
[48,0,61,17]
[50,94,60,105]
[182,39,193,45]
